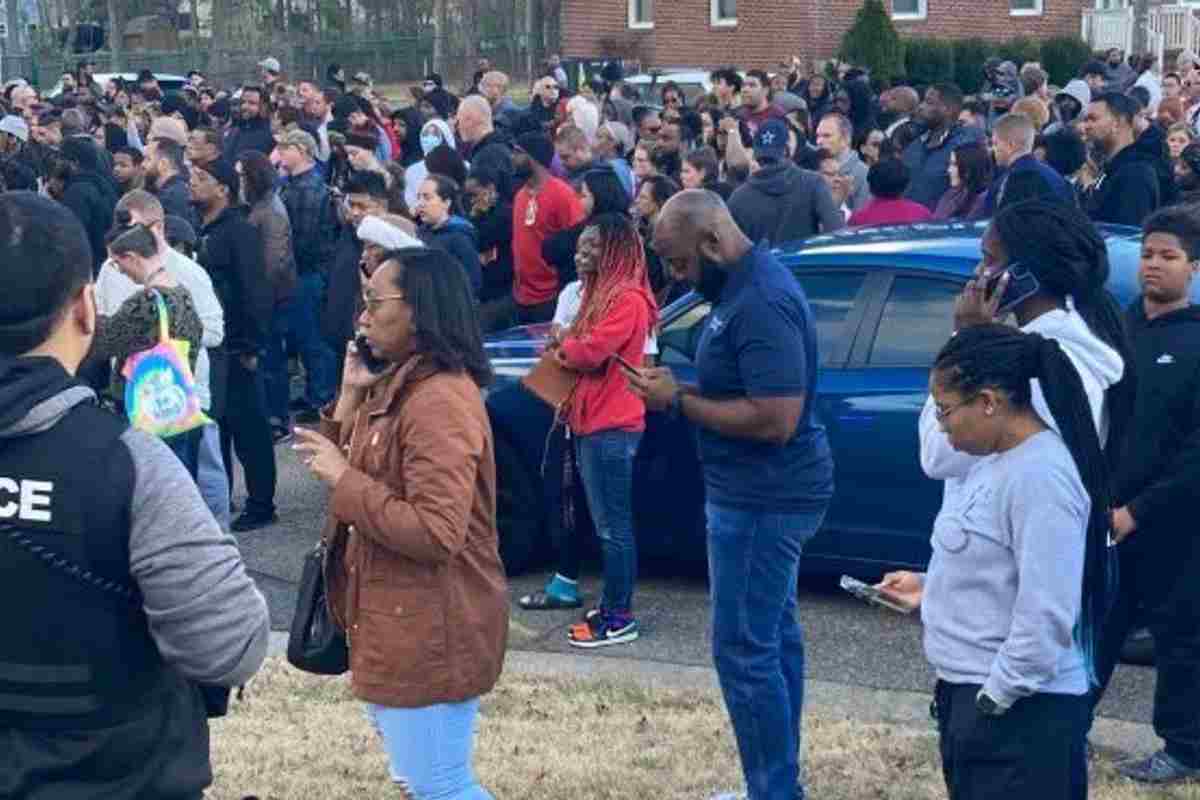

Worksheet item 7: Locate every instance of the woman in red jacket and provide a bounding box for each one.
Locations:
[554,213,658,647]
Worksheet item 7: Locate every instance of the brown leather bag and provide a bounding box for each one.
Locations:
[521,348,579,414]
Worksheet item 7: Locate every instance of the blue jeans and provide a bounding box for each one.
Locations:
[287,272,337,409]
[261,302,292,424]
[196,422,230,530]
[365,698,493,800]
[706,501,827,800]
[574,428,641,614]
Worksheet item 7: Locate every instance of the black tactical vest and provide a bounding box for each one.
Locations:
[0,400,171,731]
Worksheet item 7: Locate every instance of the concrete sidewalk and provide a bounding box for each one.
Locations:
[265,631,1157,759]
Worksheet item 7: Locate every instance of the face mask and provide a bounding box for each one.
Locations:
[421,133,442,154]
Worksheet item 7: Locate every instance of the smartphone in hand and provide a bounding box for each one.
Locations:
[354,334,389,375]
[840,575,916,614]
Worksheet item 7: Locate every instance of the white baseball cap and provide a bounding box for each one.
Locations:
[258,57,281,74]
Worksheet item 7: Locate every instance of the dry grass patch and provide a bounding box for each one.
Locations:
[210,658,1200,799]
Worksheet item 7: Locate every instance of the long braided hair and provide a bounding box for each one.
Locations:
[572,212,659,338]
[934,324,1114,686]
[991,200,1136,468]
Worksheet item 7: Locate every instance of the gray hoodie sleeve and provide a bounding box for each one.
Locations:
[122,429,270,686]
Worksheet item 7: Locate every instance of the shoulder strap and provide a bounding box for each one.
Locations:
[149,289,170,344]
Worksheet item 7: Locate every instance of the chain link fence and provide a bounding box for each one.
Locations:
[4,32,548,95]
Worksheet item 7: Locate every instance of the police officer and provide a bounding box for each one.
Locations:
[0,191,270,799]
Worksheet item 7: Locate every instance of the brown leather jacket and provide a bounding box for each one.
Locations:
[320,356,508,708]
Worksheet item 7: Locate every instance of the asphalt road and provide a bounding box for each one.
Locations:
[235,436,1159,727]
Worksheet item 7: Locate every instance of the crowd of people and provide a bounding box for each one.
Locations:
[1,42,1199,800]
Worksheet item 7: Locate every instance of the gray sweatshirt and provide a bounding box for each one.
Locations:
[3,384,269,687]
[921,430,1090,708]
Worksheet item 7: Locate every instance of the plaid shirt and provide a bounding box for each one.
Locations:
[280,166,337,276]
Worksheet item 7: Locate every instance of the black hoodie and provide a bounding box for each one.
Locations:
[1084,139,1163,227]
[728,160,844,247]
[61,170,117,275]
[1114,300,1200,579]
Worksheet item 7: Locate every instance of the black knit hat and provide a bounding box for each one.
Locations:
[345,132,379,152]
[516,132,554,169]
[195,158,239,199]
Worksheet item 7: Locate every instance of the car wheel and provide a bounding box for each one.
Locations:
[1120,627,1155,666]
[494,433,543,576]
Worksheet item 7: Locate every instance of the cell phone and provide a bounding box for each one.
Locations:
[985,261,1041,314]
[353,333,388,375]
[839,575,915,614]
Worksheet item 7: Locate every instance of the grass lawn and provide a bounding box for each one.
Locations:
[208,658,1199,800]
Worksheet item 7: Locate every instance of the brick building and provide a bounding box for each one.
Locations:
[561,0,1091,71]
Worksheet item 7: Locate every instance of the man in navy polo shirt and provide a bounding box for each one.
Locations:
[628,190,834,800]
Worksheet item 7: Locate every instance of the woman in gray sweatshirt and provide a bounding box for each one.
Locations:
[884,324,1114,800]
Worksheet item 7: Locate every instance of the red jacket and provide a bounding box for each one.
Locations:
[559,289,655,435]
[512,177,584,306]
[847,197,933,227]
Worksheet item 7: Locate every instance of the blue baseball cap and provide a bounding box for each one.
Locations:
[753,118,789,162]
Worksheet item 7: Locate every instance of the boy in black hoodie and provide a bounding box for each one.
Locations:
[1093,206,1200,784]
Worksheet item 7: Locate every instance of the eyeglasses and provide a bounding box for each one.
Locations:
[361,291,406,314]
[933,394,978,423]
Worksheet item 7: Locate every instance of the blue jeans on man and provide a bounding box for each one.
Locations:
[574,429,641,613]
[286,271,337,411]
[706,502,827,800]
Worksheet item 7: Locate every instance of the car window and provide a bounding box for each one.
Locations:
[868,277,961,366]
[795,271,867,364]
[658,271,867,366]
[659,302,712,365]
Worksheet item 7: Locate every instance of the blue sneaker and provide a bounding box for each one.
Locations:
[567,609,638,648]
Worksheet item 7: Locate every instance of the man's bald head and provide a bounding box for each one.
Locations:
[653,189,751,286]
[456,94,493,143]
[658,188,733,240]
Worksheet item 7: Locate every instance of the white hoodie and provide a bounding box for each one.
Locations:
[919,303,1125,511]
[404,118,459,209]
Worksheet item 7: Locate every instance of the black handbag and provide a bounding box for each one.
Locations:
[287,538,349,675]
[3,523,234,718]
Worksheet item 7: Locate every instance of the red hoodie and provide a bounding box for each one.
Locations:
[559,289,656,435]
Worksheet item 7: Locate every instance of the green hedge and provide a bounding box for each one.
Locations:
[839,0,906,82]
[1041,36,1095,87]
[904,37,955,88]
[900,35,1095,94]
[952,38,993,94]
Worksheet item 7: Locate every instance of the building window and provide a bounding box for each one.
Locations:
[891,0,927,19]
[711,0,737,26]
[1011,0,1043,14]
[629,0,653,29]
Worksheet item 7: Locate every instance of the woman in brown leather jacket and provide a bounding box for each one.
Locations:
[294,247,507,799]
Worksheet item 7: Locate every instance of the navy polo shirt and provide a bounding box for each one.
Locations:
[694,242,835,513]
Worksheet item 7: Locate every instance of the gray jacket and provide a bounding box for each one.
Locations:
[837,149,870,211]
[728,160,844,246]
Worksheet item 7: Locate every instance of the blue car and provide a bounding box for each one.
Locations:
[484,221,1148,575]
